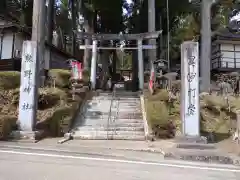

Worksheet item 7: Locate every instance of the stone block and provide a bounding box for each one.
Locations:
[9,130,45,142]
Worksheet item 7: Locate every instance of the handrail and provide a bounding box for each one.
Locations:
[112,95,120,136]
[107,86,116,139]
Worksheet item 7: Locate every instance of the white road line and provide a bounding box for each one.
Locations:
[0,149,239,173]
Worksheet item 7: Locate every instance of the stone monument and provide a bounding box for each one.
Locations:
[11,41,41,141]
[164,42,220,162]
[180,41,200,137]
[18,41,38,131]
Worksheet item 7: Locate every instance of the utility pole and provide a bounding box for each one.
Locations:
[148,0,156,75]
[31,0,47,77]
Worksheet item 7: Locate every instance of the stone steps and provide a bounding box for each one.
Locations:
[72,130,145,136]
[73,126,144,132]
[81,118,144,124]
[83,114,142,118]
[72,131,145,141]
[70,92,145,141]
[78,122,144,128]
[89,101,140,105]
[72,134,145,141]
[77,122,144,128]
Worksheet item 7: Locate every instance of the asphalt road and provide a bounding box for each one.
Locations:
[0,147,239,180]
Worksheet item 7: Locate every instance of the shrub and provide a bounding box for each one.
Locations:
[172,80,181,92]
[0,115,17,140]
[147,89,169,102]
[0,89,19,117]
[47,101,82,137]
[38,88,68,109]
[0,69,89,139]
[146,101,169,127]
[146,99,176,138]
[0,71,20,90]
[36,89,87,137]
[203,95,227,110]
[5,87,68,109]
[48,106,73,136]
[144,89,238,140]
[49,69,71,88]
[82,69,90,82]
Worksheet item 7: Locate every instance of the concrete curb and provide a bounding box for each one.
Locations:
[1,140,240,166]
[0,142,165,155]
[9,130,45,143]
[163,149,240,166]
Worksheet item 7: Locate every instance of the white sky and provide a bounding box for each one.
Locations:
[123,0,133,15]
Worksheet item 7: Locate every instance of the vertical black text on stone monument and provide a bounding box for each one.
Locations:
[23,69,33,94]
[24,70,32,79]
[25,54,33,63]
[187,72,196,82]
[187,88,196,115]
[186,46,197,116]
[22,53,34,105]
[23,53,34,94]
[181,41,200,136]
[18,41,38,131]
[22,102,33,111]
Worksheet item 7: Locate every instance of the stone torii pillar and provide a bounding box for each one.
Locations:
[90,39,98,89]
[138,39,144,90]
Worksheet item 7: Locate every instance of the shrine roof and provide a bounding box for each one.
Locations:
[213,28,240,41]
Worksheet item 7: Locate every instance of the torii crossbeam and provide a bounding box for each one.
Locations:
[76,31,162,41]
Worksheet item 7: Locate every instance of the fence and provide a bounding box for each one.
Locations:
[0,58,21,71]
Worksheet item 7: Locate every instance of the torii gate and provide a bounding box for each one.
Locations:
[76,31,162,90]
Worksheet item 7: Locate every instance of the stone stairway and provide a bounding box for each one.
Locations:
[71,92,145,140]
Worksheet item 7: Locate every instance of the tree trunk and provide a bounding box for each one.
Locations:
[83,20,91,71]
[100,42,110,89]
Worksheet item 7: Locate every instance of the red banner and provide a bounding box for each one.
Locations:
[149,71,154,93]
[71,61,82,80]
